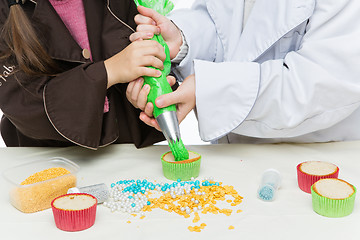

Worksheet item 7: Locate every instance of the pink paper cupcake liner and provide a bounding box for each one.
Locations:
[51,193,97,231]
[297,162,339,193]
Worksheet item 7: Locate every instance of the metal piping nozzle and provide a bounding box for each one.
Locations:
[156,111,181,144]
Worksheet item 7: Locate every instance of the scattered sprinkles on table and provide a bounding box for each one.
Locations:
[188,223,207,232]
[103,177,243,232]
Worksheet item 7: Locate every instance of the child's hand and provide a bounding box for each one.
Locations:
[129,6,182,60]
[139,74,196,131]
[126,75,177,119]
[104,40,166,88]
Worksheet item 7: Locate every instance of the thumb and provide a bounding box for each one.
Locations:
[155,91,179,108]
[137,5,165,25]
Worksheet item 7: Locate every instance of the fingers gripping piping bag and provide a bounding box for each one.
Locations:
[134,0,188,161]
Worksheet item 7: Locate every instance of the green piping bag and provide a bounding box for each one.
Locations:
[134,0,188,161]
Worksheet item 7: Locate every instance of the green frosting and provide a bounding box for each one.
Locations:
[169,139,189,161]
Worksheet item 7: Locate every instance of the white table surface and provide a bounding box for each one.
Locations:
[1,142,359,240]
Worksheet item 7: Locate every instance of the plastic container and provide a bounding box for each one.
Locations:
[67,183,109,204]
[257,168,281,201]
[2,157,80,213]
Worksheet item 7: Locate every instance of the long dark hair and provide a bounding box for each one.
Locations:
[0,3,58,76]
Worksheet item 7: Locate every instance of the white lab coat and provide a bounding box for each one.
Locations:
[169,0,360,143]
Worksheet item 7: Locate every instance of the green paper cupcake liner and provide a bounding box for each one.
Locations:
[311,184,356,218]
[161,152,201,181]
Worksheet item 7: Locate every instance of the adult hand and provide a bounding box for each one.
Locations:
[139,74,196,131]
[129,6,182,60]
[104,40,166,88]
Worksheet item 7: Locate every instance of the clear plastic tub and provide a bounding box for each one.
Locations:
[2,157,80,213]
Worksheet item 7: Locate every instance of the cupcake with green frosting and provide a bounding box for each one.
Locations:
[161,151,201,181]
[311,178,356,218]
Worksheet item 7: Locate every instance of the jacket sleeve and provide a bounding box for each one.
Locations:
[192,1,360,141]
[43,62,110,149]
[0,59,109,149]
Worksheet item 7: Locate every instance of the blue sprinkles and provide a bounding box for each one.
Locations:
[258,184,275,201]
[110,178,221,194]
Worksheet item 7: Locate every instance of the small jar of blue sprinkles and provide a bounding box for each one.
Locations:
[257,169,281,201]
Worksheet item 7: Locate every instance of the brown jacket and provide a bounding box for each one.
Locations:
[0,0,165,149]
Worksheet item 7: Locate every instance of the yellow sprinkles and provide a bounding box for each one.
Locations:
[192,212,200,223]
[21,167,70,185]
[188,223,207,232]
[142,182,243,232]
[106,179,243,232]
[143,183,242,216]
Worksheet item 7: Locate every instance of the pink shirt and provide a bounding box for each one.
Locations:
[49,0,109,112]
[49,0,91,59]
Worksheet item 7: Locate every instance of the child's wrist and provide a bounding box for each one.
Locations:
[104,58,117,88]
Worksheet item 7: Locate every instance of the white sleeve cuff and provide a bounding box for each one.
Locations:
[171,30,188,64]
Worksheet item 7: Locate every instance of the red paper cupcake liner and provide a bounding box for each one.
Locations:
[51,193,97,232]
[297,162,339,193]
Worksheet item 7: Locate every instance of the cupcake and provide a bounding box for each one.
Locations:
[297,161,339,193]
[161,150,201,181]
[51,193,97,231]
[311,178,356,217]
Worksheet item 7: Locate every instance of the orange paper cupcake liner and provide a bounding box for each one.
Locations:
[51,193,97,232]
[297,163,339,193]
